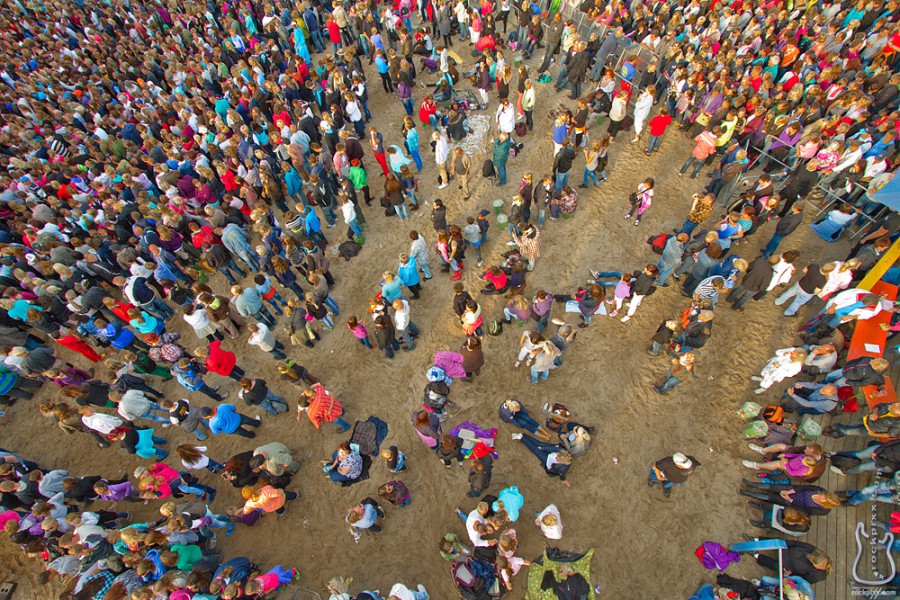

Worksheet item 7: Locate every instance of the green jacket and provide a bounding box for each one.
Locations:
[349,165,368,190]
[493,138,510,166]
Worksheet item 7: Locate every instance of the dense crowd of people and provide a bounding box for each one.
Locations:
[2,0,900,595]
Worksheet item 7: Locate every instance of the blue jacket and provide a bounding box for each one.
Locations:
[398,258,420,286]
[304,209,321,234]
[285,169,303,196]
[381,278,404,302]
[209,404,241,434]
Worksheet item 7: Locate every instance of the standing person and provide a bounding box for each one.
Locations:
[171,358,228,402]
[231,285,277,329]
[340,196,363,241]
[657,233,688,287]
[201,404,261,439]
[552,138,576,192]
[778,160,820,218]
[409,231,433,280]
[512,223,541,271]
[775,263,826,317]
[396,254,422,300]
[298,383,351,432]
[435,130,450,189]
[763,202,805,258]
[631,86,655,143]
[246,322,288,360]
[392,298,419,351]
[678,127,719,178]
[369,127,390,177]
[450,148,472,199]
[496,98,516,139]
[239,378,288,416]
[646,107,673,155]
[493,133,511,186]
[727,256,777,311]
[539,13,565,73]
[522,79,536,131]
[374,313,401,359]
[581,140,602,188]
[621,265,658,323]
[678,193,715,236]
[625,178,655,226]
[405,120,423,172]
[648,452,700,497]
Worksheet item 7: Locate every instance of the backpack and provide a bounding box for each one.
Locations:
[647,233,669,255]
[482,158,495,177]
[338,241,363,261]
[487,320,503,336]
[762,405,785,424]
[515,122,527,137]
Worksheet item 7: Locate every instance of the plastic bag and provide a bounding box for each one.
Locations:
[737,401,763,420]
[797,416,822,442]
[742,420,769,439]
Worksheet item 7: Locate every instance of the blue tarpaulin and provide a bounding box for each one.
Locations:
[870,174,900,211]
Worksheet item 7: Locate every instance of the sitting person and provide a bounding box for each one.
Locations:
[742,443,827,482]
[323,442,363,483]
[752,540,832,585]
[781,382,840,414]
[745,504,812,535]
[824,399,900,438]
[811,203,857,241]
[480,266,509,295]
[739,481,841,515]
[549,186,579,219]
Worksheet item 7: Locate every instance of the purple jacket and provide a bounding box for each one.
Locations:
[101,481,137,501]
[698,541,740,571]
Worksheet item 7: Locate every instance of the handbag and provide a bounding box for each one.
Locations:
[694,112,711,127]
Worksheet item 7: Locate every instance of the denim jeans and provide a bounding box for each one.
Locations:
[398,321,419,349]
[648,468,678,490]
[236,248,260,272]
[264,293,287,315]
[582,168,599,187]
[656,375,681,394]
[727,285,756,309]
[531,366,550,384]
[349,219,362,238]
[395,202,410,220]
[141,298,172,322]
[657,261,677,286]
[679,155,705,178]
[520,435,556,464]
[497,163,507,185]
[259,391,289,415]
[649,341,664,355]
[383,338,401,358]
[401,97,414,116]
[762,233,784,258]
[555,170,570,192]
[308,229,329,250]
[255,305,277,328]
[410,148,422,171]
[648,134,662,153]
[834,445,878,474]
[193,420,211,441]
[849,481,895,505]
[679,219,699,236]
[143,404,172,424]
[324,295,340,315]
[774,282,814,316]
[419,262,433,279]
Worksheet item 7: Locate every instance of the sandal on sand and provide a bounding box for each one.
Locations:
[514,360,521,368]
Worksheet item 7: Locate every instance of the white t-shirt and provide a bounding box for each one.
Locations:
[536,504,563,540]
[466,510,489,546]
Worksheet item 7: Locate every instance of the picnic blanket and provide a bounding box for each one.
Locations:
[449,421,498,459]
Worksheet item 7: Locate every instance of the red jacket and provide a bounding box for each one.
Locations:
[418,100,437,126]
[206,340,236,375]
[326,20,341,44]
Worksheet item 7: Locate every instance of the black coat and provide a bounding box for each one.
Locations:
[740,257,774,293]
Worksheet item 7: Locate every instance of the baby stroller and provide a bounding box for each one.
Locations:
[451,557,503,599]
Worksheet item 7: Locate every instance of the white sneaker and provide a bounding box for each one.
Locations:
[551,318,566,326]
[750,376,762,381]
[620,315,631,322]
[506,241,517,246]
[753,388,766,395]
[511,433,523,440]
[741,460,759,469]
[748,443,766,455]
[590,270,600,278]
[829,465,847,476]
[438,183,448,189]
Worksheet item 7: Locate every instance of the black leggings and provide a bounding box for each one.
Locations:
[380,72,394,93]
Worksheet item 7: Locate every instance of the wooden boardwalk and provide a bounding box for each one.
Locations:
[802,361,900,600]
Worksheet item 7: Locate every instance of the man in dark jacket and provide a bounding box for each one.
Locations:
[727,255,777,310]
[680,310,714,349]
[831,356,889,391]
[778,159,820,217]
[539,13,565,73]
[649,452,700,497]
[552,138,576,192]
[565,42,590,99]
[763,201,804,257]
